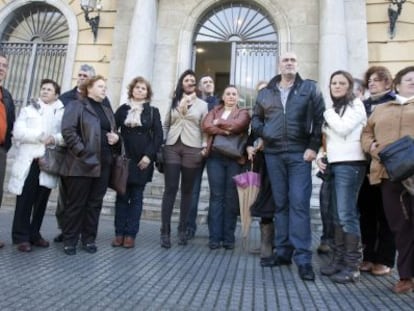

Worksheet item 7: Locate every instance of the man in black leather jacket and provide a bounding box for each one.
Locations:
[251,52,325,281]
[0,53,15,248]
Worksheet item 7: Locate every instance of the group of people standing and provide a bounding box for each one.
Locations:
[314,64,414,293]
[0,50,413,295]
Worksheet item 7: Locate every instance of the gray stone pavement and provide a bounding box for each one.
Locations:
[0,208,412,311]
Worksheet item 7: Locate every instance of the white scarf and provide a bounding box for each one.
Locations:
[124,99,145,127]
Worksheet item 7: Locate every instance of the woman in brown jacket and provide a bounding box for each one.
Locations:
[361,66,414,294]
[202,85,251,249]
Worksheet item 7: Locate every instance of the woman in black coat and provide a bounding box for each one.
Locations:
[112,77,163,248]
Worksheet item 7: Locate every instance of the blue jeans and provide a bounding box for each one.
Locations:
[330,163,365,236]
[114,184,145,238]
[187,161,206,234]
[264,152,312,265]
[206,153,241,245]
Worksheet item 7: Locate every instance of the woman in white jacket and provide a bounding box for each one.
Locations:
[9,79,64,252]
[317,70,367,284]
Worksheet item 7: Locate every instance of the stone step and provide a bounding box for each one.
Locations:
[2,154,322,232]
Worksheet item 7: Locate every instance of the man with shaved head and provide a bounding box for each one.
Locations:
[251,52,325,281]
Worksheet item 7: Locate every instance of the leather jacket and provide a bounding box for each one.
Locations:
[251,74,325,154]
[60,97,117,177]
[0,86,15,151]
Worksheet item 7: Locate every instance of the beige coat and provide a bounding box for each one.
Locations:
[361,98,414,185]
[164,97,208,148]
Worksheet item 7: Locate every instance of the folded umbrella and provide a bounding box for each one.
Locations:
[233,169,261,249]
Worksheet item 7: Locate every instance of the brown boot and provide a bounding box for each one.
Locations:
[123,236,135,248]
[111,236,124,247]
[321,226,345,276]
[331,233,362,284]
[393,279,414,294]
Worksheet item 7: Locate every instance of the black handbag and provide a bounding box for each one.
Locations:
[378,135,414,182]
[109,143,130,195]
[212,133,248,158]
[155,145,165,174]
[38,146,66,175]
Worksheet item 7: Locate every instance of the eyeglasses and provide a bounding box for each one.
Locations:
[0,63,8,69]
[78,73,89,78]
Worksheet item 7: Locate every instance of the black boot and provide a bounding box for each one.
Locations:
[331,233,362,283]
[320,225,345,276]
[160,224,171,249]
[177,231,188,246]
[260,221,276,267]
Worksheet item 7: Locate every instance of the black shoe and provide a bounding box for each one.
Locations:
[298,264,315,281]
[63,246,76,255]
[260,256,277,267]
[273,256,292,266]
[208,242,221,250]
[186,229,195,240]
[54,233,64,243]
[177,232,188,246]
[82,243,97,254]
[223,243,235,250]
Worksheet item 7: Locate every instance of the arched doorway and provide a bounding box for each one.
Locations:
[0,2,69,112]
[193,2,278,109]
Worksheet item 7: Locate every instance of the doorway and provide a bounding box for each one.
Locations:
[193,2,278,109]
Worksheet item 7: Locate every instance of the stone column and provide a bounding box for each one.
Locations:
[344,0,369,80]
[318,0,348,106]
[118,0,158,105]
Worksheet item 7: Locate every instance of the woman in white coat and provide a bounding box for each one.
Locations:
[9,79,64,252]
[317,70,367,283]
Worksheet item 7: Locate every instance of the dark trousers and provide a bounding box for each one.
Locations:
[55,179,66,229]
[114,184,145,238]
[319,179,334,245]
[12,161,51,244]
[61,164,111,246]
[0,147,7,207]
[161,140,202,233]
[381,179,414,279]
[186,160,206,233]
[359,176,395,267]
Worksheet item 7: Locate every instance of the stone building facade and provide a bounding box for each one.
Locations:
[0,0,412,114]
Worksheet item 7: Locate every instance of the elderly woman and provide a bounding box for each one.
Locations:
[112,77,162,248]
[60,75,119,255]
[9,79,64,252]
[317,70,367,284]
[202,85,250,250]
[358,66,396,276]
[361,66,414,294]
[160,69,208,248]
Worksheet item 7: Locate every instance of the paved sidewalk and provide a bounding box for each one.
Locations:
[0,208,412,311]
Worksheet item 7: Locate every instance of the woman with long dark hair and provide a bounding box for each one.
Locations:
[160,69,208,248]
[317,70,367,283]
